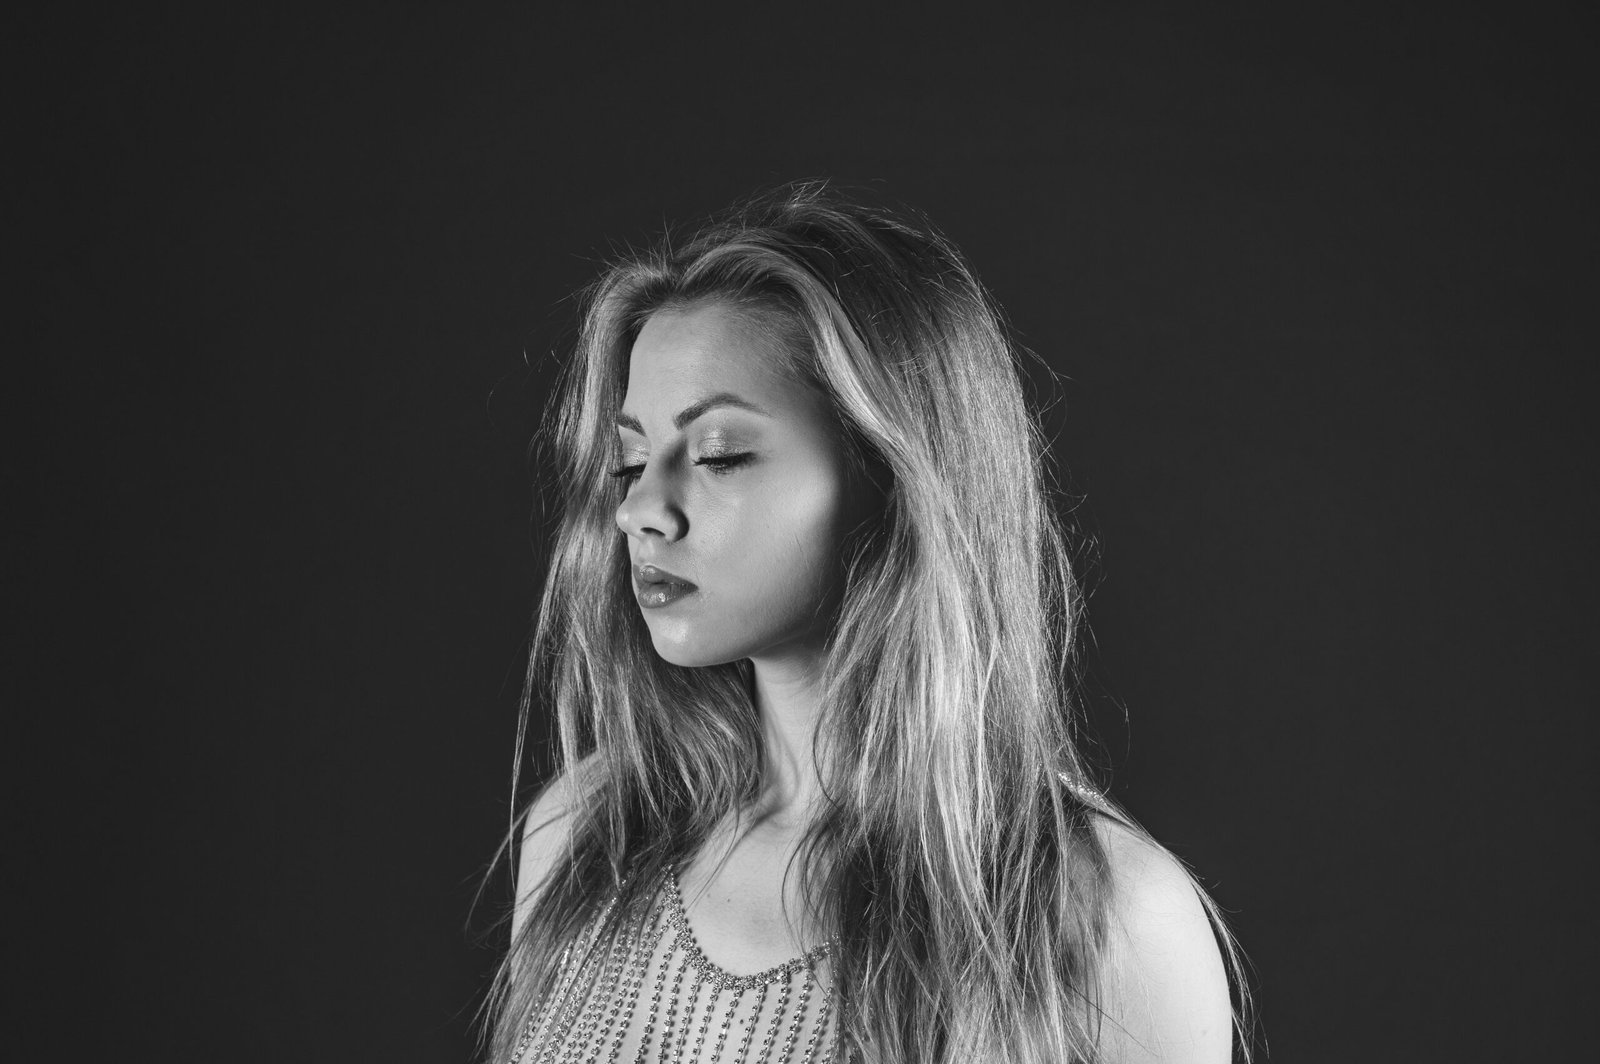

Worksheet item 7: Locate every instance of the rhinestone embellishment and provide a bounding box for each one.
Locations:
[508,866,840,1064]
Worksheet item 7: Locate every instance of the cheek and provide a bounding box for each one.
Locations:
[708,474,851,613]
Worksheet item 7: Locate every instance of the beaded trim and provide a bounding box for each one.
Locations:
[508,867,842,1063]
[661,864,836,992]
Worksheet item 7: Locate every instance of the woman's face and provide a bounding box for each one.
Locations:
[614,302,873,669]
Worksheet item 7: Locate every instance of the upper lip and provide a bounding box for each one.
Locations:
[633,563,696,588]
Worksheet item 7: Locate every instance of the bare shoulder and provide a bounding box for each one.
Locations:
[1090,815,1234,1064]
[1093,816,1211,932]
[513,755,598,937]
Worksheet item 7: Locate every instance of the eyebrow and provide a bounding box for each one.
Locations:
[615,392,772,435]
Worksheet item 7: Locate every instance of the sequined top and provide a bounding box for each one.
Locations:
[507,866,842,1064]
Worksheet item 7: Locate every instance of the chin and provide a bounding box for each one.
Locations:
[645,624,746,670]
[645,613,829,671]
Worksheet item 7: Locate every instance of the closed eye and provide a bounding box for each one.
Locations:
[606,452,754,484]
[694,453,754,475]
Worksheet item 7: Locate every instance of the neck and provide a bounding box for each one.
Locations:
[747,645,828,820]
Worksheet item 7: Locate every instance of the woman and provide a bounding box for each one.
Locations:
[482,183,1250,1063]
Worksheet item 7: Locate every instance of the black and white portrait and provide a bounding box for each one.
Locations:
[14,7,1591,1062]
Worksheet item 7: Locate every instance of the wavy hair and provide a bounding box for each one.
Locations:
[479,182,1250,1062]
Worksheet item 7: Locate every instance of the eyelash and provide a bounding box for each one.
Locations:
[607,453,754,484]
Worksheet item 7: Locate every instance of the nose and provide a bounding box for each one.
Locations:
[614,463,687,543]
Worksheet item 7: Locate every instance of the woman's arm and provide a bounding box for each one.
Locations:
[511,762,587,939]
[1093,819,1235,1064]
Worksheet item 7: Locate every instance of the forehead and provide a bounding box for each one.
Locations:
[621,303,819,420]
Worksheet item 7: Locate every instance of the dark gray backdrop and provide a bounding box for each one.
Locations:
[15,6,1593,1061]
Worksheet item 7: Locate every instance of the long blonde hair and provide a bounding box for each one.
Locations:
[480,182,1250,1062]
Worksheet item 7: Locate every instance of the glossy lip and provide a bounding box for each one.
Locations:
[633,563,698,610]
[633,563,697,588]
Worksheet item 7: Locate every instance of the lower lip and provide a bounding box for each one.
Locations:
[636,582,697,609]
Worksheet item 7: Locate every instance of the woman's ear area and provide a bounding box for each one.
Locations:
[839,432,892,544]
[853,434,894,498]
